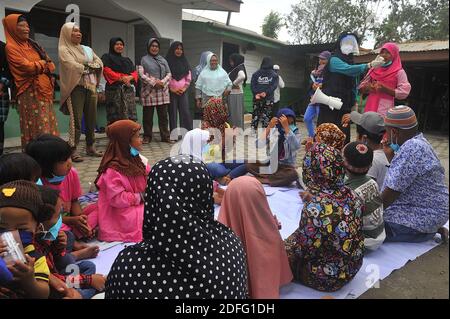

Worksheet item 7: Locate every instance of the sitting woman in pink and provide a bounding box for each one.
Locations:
[360,42,411,116]
[92,120,150,242]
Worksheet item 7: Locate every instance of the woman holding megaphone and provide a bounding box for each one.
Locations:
[317,32,384,144]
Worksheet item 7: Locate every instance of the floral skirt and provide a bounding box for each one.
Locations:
[17,87,59,149]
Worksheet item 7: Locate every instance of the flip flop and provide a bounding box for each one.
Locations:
[72,153,84,163]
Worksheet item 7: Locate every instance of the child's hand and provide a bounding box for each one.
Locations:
[56,231,67,250]
[279,115,290,132]
[71,215,92,237]
[7,255,35,286]
[0,286,16,299]
[91,274,106,292]
[341,113,351,128]
[63,287,83,299]
[0,241,7,256]
[299,190,313,202]
[268,117,278,129]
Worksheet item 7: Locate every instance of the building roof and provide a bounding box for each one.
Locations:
[182,12,287,49]
[178,0,242,12]
[359,40,449,55]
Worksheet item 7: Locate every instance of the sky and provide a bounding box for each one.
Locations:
[184,0,393,48]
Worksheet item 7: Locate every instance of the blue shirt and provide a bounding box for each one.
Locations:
[383,134,449,233]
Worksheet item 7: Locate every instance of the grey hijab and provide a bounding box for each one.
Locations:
[141,38,171,80]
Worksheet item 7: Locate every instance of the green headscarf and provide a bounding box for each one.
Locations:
[195,53,232,97]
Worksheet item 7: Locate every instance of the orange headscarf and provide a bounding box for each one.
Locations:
[218,176,293,299]
[96,120,147,186]
[2,14,55,101]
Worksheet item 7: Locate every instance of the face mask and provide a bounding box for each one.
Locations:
[130,146,140,157]
[389,131,400,153]
[382,61,393,67]
[36,178,43,186]
[46,174,66,184]
[202,144,211,155]
[40,214,62,242]
[289,124,298,133]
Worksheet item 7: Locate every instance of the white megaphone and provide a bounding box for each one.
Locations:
[311,88,343,111]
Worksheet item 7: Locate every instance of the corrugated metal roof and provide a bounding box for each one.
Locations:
[359,40,449,55]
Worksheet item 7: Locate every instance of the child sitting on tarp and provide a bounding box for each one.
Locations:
[343,142,386,251]
[0,180,51,298]
[247,108,301,187]
[35,187,105,299]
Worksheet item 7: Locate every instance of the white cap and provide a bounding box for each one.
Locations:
[273,64,280,70]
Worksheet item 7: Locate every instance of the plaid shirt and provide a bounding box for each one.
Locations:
[138,65,171,107]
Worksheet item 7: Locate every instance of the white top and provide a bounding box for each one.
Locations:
[230,70,246,95]
[368,149,390,191]
[274,75,285,103]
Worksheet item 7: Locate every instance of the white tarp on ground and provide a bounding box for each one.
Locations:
[87,186,447,299]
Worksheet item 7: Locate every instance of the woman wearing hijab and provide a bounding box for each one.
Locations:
[285,143,364,292]
[90,120,149,243]
[0,40,12,155]
[105,155,248,299]
[192,51,212,120]
[250,57,279,131]
[228,53,247,129]
[247,108,301,187]
[166,41,192,134]
[2,14,59,150]
[318,32,384,144]
[58,22,103,162]
[138,38,172,144]
[218,176,293,299]
[101,37,138,125]
[359,42,411,116]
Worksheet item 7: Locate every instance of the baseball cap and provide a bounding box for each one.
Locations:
[350,111,385,135]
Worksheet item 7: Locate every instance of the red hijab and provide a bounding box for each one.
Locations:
[368,42,403,83]
[96,120,146,185]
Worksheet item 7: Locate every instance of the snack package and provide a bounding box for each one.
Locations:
[0,230,26,265]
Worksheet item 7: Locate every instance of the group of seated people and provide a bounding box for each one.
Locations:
[0,105,448,299]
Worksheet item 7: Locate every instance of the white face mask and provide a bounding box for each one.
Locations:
[340,35,359,55]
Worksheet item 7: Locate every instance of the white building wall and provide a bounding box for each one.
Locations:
[90,18,130,59]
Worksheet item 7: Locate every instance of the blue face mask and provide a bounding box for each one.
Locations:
[389,131,400,153]
[41,214,62,242]
[382,61,393,68]
[289,124,298,133]
[36,178,43,186]
[46,174,66,184]
[202,144,210,154]
[130,146,140,157]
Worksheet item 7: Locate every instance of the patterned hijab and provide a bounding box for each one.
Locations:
[315,123,346,151]
[96,120,146,185]
[302,142,346,194]
[105,155,248,299]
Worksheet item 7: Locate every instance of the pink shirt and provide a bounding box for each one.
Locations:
[43,168,83,233]
[169,71,192,91]
[94,166,150,243]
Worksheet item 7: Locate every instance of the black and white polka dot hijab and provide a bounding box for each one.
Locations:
[106,155,248,299]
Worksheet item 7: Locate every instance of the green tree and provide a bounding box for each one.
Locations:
[374,0,449,46]
[262,11,283,39]
[286,0,378,44]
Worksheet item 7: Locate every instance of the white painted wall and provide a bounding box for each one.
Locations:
[90,17,130,59]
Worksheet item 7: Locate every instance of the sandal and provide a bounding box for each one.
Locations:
[86,147,103,157]
[71,153,84,163]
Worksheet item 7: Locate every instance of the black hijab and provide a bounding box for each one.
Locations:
[333,32,360,64]
[101,37,135,74]
[260,56,274,70]
[165,41,191,81]
[105,155,248,299]
[228,53,247,87]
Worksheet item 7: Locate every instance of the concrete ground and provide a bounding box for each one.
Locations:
[3,125,449,299]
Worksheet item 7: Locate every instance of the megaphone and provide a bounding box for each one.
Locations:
[311,88,343,111]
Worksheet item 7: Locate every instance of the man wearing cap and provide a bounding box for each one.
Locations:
[342,111,389,190]
[304,51,331,138]
[272,64,285,117]
[381,105,448,243]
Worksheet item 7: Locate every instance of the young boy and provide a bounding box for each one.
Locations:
[0,180,51,298]
[343,142,386,251]
[343,111,389,190]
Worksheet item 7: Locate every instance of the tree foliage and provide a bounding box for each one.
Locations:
[262,11,283,39]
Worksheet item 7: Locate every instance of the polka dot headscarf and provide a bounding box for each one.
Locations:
[105,155,248,299]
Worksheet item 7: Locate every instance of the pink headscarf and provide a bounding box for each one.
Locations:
[368,42,403,83]
[218,176,293,299]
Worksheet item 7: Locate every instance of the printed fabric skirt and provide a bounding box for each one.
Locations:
[105,85,138,125]
[17,87,59,149]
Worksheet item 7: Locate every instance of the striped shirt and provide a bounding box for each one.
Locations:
[346,175,386,251]
[138,65,171,106]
